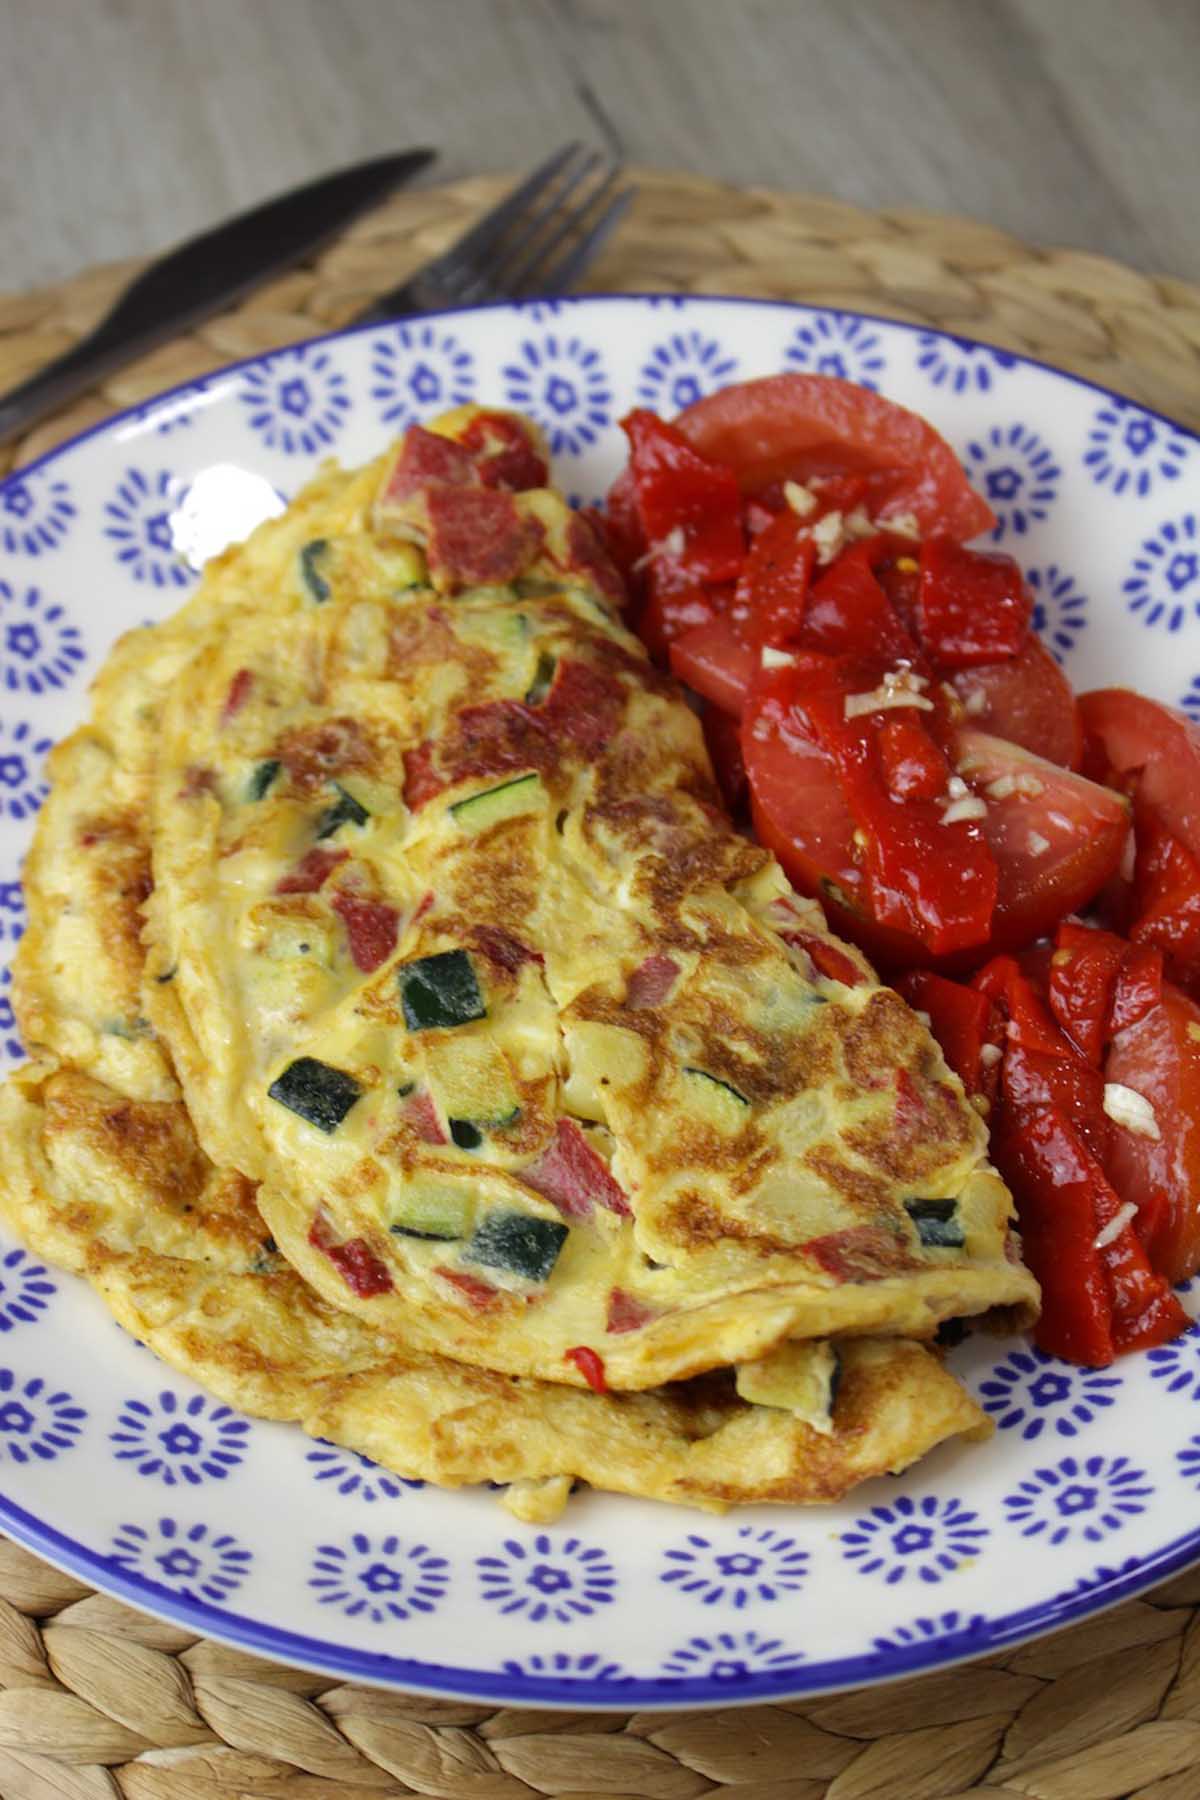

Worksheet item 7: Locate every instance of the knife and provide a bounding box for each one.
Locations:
[0,147,436,450]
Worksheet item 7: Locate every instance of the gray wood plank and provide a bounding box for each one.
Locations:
[2,0,1197,290]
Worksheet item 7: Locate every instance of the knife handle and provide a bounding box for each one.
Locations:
[0,310,170,451]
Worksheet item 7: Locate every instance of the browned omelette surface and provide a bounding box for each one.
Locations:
[131,406,1037,1388]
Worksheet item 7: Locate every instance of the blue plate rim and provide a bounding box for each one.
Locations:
[1,292,1198,1707]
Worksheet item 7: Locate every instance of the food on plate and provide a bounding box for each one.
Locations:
[0,674,987,1523]
[134,406,1034,1392]
[605,374,1199,1368]
[0,1065,987,1521]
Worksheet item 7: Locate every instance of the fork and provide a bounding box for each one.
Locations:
[352,144,634,323]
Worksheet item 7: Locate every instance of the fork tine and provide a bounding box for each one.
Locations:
[435,142,586,278]
[449,148,607,305]
[497,157,618,293]
[526,183,635,298]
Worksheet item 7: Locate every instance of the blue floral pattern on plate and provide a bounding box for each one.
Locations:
[1084,398,1190,499]
[477,1533,617,1624]
[0,1248,55,1331]
[1,298,1200,1707]
[104,468,194,589]
[110,1518,252,1603]
[1004,1454,1153,1545]
[660,1629,805,1680]
[1146,1325,1200,1398]
[0,470,76,558]
[309,1531,449,1623]
[636,330,739,411]
[110,1391,250,1486]
[0,581,86,696]
[659,1525,808,1608]
[979,1347,1122,1441]
[305,1442,423,1502]
[0,880,24,946]
[502,1651,628,1681]
[785,313,886,389]
[965,424,1061,542]
[370,323,475,428]
[0,968,21,1061]
[0,1369,85,1464]
[872,1610,988,1652]
[1026,564,1089,663]
[240,345,351,455]
[501,333,612,456]
[914,332,1015,395]
[0,718,52,822]
[1123,515,1200,632]
[840,1495,988,1585]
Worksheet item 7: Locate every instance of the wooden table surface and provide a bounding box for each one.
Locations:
[4,0,1198,290]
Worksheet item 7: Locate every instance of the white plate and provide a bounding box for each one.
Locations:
[1,296,1199,1707]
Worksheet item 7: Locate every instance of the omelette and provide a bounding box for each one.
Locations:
[0,712,989,1520]
[135,404,1037,1391]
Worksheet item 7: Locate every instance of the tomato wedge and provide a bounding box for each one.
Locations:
[670,615,755,717]
[951,638,1082,768]
[1105,979,1200,1285]
[672,373,995,540]
[701,704,747,813]
[1079,689,1200,864]
[955,731,1131,953]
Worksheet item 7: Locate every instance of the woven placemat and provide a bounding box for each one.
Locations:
[1,172,1200,1799]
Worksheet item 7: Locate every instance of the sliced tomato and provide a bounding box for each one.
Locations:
[670,615,756,717]
[701,704,747,813]
[950,638,1082,768]
[673,372,995,540]
[638,570,728,662]
[1105,979,1200,1285]
[1079,689,1200,865]
[743,668,995,965]
[955,730,1131,952]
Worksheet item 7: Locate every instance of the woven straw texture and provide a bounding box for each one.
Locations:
[2,171,1200,1798]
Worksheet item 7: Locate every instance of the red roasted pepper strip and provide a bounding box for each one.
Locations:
[760,657,998,956]
[564,1345,608,1393]
[877,714,951,803]
[1048,921,1127,1066]
[1130,816,1200,996]
[803,543,921,664]
[621,409,745,583]
[917,536,1032,668]
[1110,942,1164,1034]
[733,511,815,648]
[895,969,1002,1101]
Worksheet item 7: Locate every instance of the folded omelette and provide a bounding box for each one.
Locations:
[0,689,988,1519]
[126,405,1036,1391]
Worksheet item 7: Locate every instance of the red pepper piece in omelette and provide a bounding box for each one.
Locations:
[275,847,349,896]
[308,1207,393,1298]
[425,485,543,588]
[605,1289,660,1334]
[523,1119,631,1221]
[330,888,399,974]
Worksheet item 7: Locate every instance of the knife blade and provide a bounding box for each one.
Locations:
[0,147,436,450]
